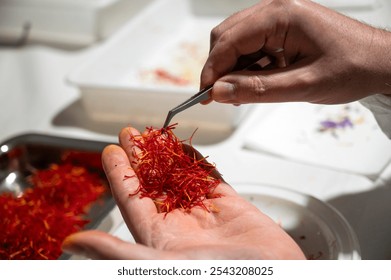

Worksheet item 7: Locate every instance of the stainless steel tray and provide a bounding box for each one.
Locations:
[0,133,115,259]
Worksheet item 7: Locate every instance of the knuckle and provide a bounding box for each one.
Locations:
[210,25,223,43]
[249,75,267,101]
[211,26,234,48]
[230,75,267,103]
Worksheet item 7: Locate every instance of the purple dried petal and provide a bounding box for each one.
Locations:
[320,120,337,129]
[337,117,353,128]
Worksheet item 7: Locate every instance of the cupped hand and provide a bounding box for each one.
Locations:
[201,0,391,105]
[62,127,305,260]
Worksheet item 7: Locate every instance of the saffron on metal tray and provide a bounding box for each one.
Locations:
[0,153,107,260]
[129,124,221,214]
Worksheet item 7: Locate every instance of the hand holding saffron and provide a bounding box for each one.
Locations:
[62,126,305,260]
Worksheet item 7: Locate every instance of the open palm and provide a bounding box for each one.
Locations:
[62,127,304,260]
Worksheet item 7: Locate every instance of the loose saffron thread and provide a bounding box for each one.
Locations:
[0,153,107,260]
[128,124,221,214]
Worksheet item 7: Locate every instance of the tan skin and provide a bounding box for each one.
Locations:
[63,0,391,259]
[201,0,391,105]
[62,127,305,259]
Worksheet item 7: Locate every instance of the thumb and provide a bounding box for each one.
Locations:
[211,64,314,104]
[62,230,166,260]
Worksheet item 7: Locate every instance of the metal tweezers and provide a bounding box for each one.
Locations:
[162,52,272,128]
[162,84,213,128]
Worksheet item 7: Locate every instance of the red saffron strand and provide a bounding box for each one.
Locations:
[129,124,221,213]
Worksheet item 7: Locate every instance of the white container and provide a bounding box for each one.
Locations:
[0,0,154,47]
[67,0,260,132]
[235,183,361,259]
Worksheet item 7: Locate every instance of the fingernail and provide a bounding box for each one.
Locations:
[213,81,235,102]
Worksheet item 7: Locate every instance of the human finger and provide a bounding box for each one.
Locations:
[201,7,290,89]
[118,126,143,169]
[210,60,317,104]
[208,0,276,52]
[208,3,260,52]
[62,230,169,260]
[101,144,157,240]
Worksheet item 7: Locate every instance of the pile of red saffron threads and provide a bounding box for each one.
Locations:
[0,153,106,260]
[129,124,221,213]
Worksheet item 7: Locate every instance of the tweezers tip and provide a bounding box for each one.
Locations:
[162,112,172,128]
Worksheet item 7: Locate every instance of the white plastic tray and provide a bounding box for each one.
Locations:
[243,102,391,178]
[67,0,260,131]
[0,0,153,47]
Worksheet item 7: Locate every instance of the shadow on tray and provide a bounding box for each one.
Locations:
[52,98,236,146]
